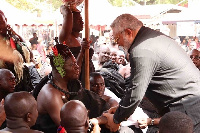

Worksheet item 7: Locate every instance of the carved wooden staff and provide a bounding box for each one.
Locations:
[84,0,90,90]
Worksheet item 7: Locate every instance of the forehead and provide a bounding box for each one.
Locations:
[117,51,125,56]
[1,71,14,78]
[111,28,119,36]
[100,45,110,52]
[111,49,118,54]
[91,75,104,82]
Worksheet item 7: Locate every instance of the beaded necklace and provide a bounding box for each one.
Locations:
[49,80,78,98]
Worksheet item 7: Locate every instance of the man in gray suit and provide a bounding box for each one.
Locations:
[103,13,200,132]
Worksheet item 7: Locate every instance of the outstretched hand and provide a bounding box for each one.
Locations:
[107,105,118,114]
[137,118,151,129]
[102,113,120,132]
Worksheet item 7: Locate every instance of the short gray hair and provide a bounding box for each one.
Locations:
[110,14,143,33]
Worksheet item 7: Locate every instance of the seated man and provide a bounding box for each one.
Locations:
[189,49,200,70]
[90,72,147,133]
[94,44,111,71]
[0,69,16,128]
[90,72,118,108]
[0,91,43,133]
[99,59,125,98]
[116,50,126,66]
[0,69,16,102]
[34,42,109,133]
[159,111,193,133]
[60,100,100,133]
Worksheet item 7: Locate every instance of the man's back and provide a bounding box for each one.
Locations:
[129,26,200,127]
[0,92,43,133]
[131,27,200,108]
[1,128,42,133]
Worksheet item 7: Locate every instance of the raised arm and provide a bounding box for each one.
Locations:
[59,5,73,44]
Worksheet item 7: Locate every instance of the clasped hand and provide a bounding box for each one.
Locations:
[102,106,120,132]
[80,38,91,52]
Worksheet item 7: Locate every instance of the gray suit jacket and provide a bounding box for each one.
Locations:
[114,26,200,127]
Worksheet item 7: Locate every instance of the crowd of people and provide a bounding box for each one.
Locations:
[0,2,200,133]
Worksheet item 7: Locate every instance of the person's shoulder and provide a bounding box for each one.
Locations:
[38,83,60,100]
[0,131,12,133]
[29,129,44,133]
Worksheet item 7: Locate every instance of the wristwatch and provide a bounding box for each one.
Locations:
[150,118,154,126]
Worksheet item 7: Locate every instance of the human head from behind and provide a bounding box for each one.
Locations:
[90,72,105,97]
[0,69,16,99]
[3,91,38,132]
[0,10,8,37]
[159,111,193,133]
[60,100,89,133]
[49,43,79,79]
[110,14,143,50]
[189,49,200,70]
[98,44,110,65]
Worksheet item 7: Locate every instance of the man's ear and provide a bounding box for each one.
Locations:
[26,112,31,122]
[124,28,132,36]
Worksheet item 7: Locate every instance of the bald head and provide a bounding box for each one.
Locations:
[159,111,193,133]
[4,91,37,118]
[0,69,13,78]
[60,100,88,129]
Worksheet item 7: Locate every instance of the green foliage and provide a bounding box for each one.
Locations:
[53,54,66,78]
[5,0,188,12]
[36,0,62,10]
[6,0,35,11]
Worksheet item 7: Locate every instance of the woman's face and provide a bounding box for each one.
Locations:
[64,56,80,80]
[0,13,7,36]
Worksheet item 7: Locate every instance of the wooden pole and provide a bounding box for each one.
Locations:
[84,0,90,90]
